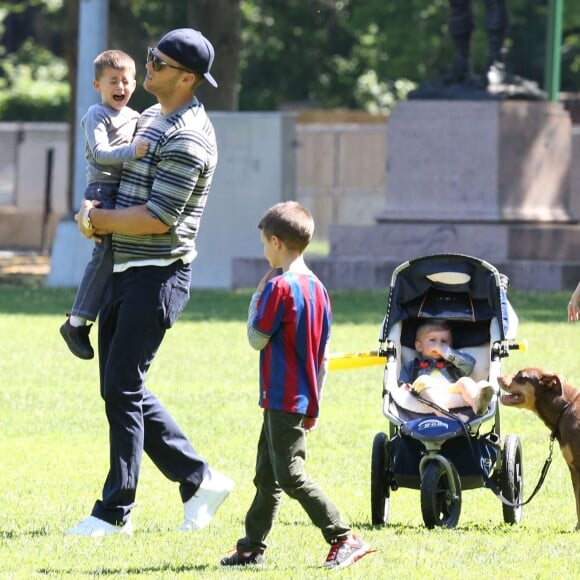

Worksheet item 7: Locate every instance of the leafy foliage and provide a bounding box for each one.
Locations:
[0,0,578,119]
[0,39,69,121]
[239,0,579,112]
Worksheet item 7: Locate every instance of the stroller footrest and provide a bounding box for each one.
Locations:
[400,416,466,441]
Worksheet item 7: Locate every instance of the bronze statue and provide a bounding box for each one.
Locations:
[408,0,544,100]
[446,0,509,85]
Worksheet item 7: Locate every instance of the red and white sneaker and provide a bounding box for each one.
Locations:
[323,534,372,569]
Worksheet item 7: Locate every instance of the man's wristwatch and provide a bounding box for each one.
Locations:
[80,208,94,231]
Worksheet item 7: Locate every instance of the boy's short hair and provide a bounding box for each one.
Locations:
[258,201,314,252]
[416,318,452,340]
[94,50,136,80]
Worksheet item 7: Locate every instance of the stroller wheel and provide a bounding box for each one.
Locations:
[420,460,462,529]
[501,434,524,524]
[371,432,391,526]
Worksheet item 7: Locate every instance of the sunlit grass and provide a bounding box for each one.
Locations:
[305,238,330,257]
[0,286,578,577]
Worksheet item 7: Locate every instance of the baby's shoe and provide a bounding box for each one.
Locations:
[411,376,430,394]
[60,318,94,360]
[473,384,494,415]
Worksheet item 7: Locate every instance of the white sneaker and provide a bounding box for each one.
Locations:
[178,468,234,531]
[65,515,133,537]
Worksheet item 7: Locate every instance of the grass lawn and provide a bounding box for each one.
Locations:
[0,284,578,578]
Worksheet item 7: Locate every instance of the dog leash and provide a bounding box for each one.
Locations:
[488,435,555,509]
[409,391,562,508]
[493,402,571,508]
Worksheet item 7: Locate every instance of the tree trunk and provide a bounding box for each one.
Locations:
[187,0,241,111]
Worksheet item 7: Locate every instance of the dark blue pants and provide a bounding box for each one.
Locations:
[71,183,116,321]
[91,261,208,525]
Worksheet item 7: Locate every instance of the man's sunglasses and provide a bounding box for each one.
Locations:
[147,47,191,73]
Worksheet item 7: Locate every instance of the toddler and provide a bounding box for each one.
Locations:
[399,318,494,415]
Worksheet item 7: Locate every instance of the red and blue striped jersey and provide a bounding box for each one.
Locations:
[252,270,332,417]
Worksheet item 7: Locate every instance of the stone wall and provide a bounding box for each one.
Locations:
[0,123,69,251]
[235,102,580,291]
[1,109,579,292]
[296,123,386,238]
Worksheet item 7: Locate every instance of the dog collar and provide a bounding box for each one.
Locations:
[550,402,571,440]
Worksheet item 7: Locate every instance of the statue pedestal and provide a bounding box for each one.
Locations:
[377,100,572,222]
[324,100,580,291]
[233,101,579,291]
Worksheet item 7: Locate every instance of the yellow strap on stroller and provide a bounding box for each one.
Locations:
[328,351,386,371]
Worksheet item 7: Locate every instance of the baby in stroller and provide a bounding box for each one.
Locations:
[371,254,525,529]
[398,318,495,416]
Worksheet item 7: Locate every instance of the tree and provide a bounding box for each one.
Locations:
[0,0,71,121]
[0,0,242,117]
[0,0,578,120]
[239,0,579,112]
[107,0,241,111]
[239,0,365,110]
[184,0,242,110]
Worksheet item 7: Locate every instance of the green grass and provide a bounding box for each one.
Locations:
[0,286,579,578]
[305,238,330,257]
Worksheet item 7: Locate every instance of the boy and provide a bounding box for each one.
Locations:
[220,201,371,570]
[60,49,149,360]
[399,318,494,415]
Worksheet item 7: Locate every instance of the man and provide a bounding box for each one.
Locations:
[66,28,233,537]
[446,0,509,84]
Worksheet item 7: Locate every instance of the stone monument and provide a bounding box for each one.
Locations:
[409,0,546,102]
[320,1,579,292]
[325,98,579,291]
[233,2,579,291]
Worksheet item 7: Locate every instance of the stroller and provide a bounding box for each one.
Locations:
[371,253,524,529]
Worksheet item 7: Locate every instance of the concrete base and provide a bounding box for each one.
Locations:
[233,255,580,292]
[247,100,578,293]
[232,256,398,290]
[378,100,572,222]
[47,112,296,289]
[0,211,62,251]
[329,222,580,262]
[233,100,580,292]
[46,219,93,286]
[323,221,580,291]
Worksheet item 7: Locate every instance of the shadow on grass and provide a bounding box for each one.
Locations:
[0,285,390,325]
[0,285,570,326]
[0,528,49,539]
[356,519,577,534]
[38,564,211,576]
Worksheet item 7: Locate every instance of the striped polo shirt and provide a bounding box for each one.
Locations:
[252,270,332,417]
[112,97,218,268]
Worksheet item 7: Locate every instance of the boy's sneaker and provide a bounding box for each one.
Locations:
[220,550,264,567]
[177,468,234,531]
[65,515,133,537]
[60,319,94,360]
[323,534,371,570]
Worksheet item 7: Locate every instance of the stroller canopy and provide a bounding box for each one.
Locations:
[381,253,507,348]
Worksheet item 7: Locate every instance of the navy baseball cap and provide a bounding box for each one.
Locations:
[157,28,218,88]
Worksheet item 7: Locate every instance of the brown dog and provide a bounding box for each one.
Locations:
[498,368,580,531]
